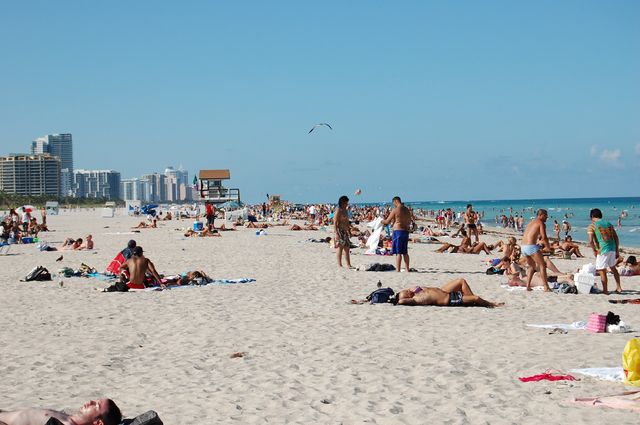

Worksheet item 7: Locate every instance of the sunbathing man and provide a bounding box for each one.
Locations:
[620,256,640,276]
[555,236,584,258]
[394,278,503,308]
[119,246,162,289]
[0,398,121,425]
[521,209,553,292]
[290,224,317,231]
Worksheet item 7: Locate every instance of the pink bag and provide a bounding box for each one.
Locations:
[587,313,607,333]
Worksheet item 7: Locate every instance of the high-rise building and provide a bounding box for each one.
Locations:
[0,153,61,196]
[141,173,166,203]
[72,169,121,199]
[31,133,73,196]
[120,178,148,202]
[164,166,190,202]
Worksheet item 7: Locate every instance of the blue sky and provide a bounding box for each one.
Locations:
[2,1,638,203]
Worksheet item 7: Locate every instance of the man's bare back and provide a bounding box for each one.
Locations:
[120,246,161,287]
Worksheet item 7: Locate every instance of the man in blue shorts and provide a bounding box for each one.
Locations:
[382,196,411,272]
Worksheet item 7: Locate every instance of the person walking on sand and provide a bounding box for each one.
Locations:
[334,195,352,268]
[587,208,622,294]
[521,209,553,292]
[382,196,411,272]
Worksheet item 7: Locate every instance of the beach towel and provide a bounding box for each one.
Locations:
[527,321,587,330]
[569,367,625,382]
[569,390,640,412]
[128,278,257,292]
[365,217,384,255]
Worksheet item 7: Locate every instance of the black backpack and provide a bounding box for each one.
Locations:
[24,266,52,282]
[367,287,395,304]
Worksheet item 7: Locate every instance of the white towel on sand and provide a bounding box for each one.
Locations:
[570,367,624,382]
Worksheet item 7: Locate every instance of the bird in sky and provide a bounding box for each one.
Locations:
[308,123,333,134]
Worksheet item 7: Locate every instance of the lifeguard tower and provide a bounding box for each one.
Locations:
[198,169,241,205]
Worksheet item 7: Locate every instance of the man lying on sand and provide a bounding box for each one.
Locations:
[394,278,503,308]
[290,224,317,231]
[0,398,121,425]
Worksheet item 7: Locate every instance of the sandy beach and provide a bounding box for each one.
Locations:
[1,210,639,424]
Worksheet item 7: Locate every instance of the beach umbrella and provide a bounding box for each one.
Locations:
[308,123,333,134]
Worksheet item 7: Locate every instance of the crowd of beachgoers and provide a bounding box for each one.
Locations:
[2,196,640,422]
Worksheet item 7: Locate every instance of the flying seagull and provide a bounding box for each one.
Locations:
[308,123,333,134]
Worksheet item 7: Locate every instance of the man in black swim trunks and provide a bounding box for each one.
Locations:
[464,204,480,243]
[394,278,503,308]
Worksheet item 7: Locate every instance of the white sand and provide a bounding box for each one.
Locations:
[1,210,639,424]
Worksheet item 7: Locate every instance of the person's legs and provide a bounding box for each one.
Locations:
[395,254,401,272]
[344,247,352,268]
[598,269,608,294]
[440,278,473,295]
[610,266,622,293]
[544,257,561,274]
[402,253,410,272]
[524,255,537,291]
[336,246,344,267]
[532,252,550,292]
[461,294,502,308]
[473,228,479,243]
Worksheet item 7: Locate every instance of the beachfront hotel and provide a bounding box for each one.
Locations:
[31,133,73,196]
[0,153,61,196]
[71,169,121,200]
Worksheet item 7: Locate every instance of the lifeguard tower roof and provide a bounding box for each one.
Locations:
[199,169,230,180]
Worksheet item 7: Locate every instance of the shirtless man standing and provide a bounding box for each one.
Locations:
[464,204,480,243]
[521,209,552,292]
[382,196,411,272]
[119,246,162,289]
[0,398,121,425]
[394,278,503,308]
[334,195,352,268]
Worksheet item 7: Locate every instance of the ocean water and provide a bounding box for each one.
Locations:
[405,197,640,248]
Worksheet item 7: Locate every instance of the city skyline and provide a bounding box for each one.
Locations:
[2,2,639,203]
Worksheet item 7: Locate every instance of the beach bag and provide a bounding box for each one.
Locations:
[368,287,394,304]
[586,313,607,333]
[623,338,640,387]
[24,266,52,282]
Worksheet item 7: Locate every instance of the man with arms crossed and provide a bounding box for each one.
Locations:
[0,398,121,425]
[521,209,553,292]
[588,208,622,294]
[334,195,352,268]
[382,196,411,272]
